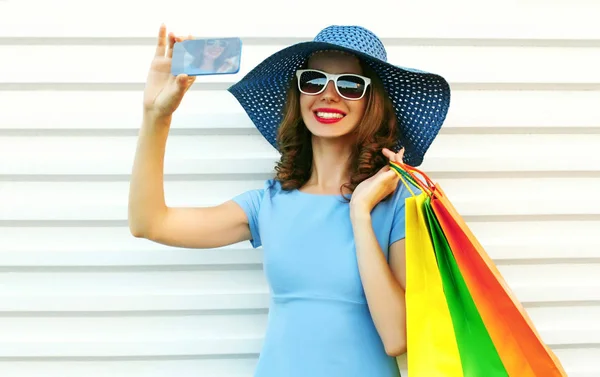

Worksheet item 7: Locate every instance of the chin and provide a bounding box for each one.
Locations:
[303,114,358,140]
[305,122,356,140]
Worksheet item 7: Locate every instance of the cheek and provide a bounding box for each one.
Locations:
[349,99,367,119]
[299,94,314,114]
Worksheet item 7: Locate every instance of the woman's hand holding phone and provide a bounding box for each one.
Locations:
[143,24,196,120]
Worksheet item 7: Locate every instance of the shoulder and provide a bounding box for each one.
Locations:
[235,178,284,202]
[261,178,285,198]
[232,179,271,204]
[264,178,281,191]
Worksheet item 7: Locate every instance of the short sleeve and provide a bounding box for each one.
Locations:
[389,180,421,245]
[232,187,264,248]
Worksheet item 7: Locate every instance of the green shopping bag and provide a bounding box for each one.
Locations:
[421,196,509,377]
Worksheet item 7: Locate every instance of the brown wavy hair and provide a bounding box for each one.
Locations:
[274,60,399,200]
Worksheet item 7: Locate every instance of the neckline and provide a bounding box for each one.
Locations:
[294,189,351,199]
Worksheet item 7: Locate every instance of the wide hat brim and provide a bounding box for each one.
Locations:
[227,40,451,167]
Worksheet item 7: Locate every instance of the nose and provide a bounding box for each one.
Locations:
[320,80,340,102]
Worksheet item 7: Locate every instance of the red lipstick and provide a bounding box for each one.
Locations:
[313,108,346,124]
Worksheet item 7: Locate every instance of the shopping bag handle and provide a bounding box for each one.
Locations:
[390,164,421,197]
[389,160,437,197]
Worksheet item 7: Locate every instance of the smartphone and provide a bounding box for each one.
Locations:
[171,37,242,76]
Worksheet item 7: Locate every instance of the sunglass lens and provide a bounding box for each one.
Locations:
[337,76,366,99]
[207,39,228,48]
[299,71,327,94]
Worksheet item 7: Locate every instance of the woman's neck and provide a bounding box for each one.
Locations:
[302,136,354,195]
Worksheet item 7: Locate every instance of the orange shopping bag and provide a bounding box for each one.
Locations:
[392,161,568,377]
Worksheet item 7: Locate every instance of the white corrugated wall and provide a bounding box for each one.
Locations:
[0,0,599,376]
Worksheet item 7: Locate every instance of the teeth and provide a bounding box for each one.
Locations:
[316,112,344,119]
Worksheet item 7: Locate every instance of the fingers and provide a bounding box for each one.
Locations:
[168,33,193,59]
[382,148,395,160]
[382,147,405,164]
[396,148,405,163]
[377,165,399,181]
[384,166,399,179]
[174,73,196,93]
[175,73,189,87]
[155,24,167,57]
[380,149,403,183]
[166,32,177,59]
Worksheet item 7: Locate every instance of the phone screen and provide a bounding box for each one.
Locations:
[171,37,242,76]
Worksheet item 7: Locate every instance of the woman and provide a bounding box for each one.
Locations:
[129,24,450,377]
[187,38,240,74]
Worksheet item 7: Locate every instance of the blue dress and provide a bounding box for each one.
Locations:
[232,179,414,377]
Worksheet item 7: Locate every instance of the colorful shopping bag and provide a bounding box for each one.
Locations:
[395,167,506,376]
[430,185,568,377]
[422,195,509,377]
[405,192,463,377]
[392,161,568,377]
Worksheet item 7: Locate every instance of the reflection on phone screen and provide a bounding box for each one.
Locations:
[172,37,242,76]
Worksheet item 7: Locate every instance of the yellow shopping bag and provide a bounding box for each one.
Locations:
[396,161,567,377]
[405,190,463,377]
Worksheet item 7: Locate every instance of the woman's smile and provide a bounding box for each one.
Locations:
[314,108,347,124]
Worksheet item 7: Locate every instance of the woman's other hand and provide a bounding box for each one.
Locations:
[349,148,405,217]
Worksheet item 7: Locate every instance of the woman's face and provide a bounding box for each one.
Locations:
[203,39,227,61]
[299,52,368,141]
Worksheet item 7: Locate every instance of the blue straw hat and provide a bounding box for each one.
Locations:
[227,25,451,167]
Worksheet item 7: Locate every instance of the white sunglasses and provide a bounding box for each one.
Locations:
[295,69,371,100]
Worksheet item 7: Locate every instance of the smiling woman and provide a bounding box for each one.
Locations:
[222,26,451,375]
[1,0,598,376]
[129,24,450,377]
[300,54,370,138]
[277,51,397,195]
